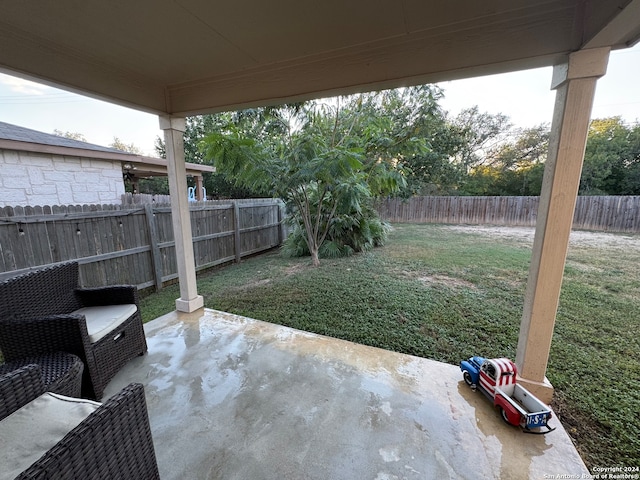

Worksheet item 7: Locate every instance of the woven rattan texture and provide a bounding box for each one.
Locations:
[0,367,160,479]
[0,262,147,399]
[0,365,45,421]
[0,352,84,398]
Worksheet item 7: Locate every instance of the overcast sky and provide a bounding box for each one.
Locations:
[1,43,639,156]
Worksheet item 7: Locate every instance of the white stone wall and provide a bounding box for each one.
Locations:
[0,149,125,207]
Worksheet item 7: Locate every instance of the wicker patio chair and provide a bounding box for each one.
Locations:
[0,351,84,398]
[0,262,147,399]
[0,364,160,479]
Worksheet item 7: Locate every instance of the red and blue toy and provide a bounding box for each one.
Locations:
[460,356,555,434]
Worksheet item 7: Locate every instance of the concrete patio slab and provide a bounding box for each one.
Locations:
[103,308,589,480]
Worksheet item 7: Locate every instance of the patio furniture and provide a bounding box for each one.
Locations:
[0,262,148,399]
[0,352,84,398]
[0,364,160,480]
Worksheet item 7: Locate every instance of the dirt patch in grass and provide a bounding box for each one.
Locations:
[445,225,640,249]
[418,274,476,290]
[229,278,272,292]
[394,268,477,290]
[227,262,308,293]
[284,264,308,276]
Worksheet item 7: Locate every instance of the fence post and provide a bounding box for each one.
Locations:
[233,202,242,263]
[144,204,164,291]
[277,201,285,244]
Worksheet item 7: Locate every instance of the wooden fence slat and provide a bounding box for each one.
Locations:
[0,199,284,289]
[145,204,164,291]
[376,195,640,233]
[233,202,242,263]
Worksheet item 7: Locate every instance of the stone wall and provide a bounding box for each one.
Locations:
[0,149,125,207]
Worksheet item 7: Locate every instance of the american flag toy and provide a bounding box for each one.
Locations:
[460,356,555,434]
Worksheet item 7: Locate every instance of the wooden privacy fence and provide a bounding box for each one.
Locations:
[0,199,285,289]
[376,195,640,233]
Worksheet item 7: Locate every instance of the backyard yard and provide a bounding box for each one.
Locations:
[140,223,640,470]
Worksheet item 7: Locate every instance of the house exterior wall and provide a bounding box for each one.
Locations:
[0,149,125,207]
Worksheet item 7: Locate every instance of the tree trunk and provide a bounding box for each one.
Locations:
[310,247,320,267]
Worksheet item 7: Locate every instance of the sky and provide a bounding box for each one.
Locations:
[1,43,639,156]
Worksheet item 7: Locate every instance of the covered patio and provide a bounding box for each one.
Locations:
[104,308,588,479]
[3,1,640,476]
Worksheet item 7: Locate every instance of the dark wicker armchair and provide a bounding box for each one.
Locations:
[0,262,147,399]
[0,364,160,479]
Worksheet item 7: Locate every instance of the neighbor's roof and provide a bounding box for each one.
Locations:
[0,120,129,155]
[0,121,214,176]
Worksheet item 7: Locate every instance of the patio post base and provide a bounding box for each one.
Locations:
[175,295,204,313]
[516,375,554,404]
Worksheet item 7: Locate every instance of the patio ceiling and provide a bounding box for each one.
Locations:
[1,1,639,117]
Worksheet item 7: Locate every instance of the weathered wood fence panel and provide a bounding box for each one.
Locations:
[376,196,640,233]
[0,199,284,288]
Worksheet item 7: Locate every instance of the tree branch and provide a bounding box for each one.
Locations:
[318,195,339,247]
[291,187,315,254]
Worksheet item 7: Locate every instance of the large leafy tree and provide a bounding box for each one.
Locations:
[155,114,263,198]
[581,117,640,195]
[339,86,467,196]
[202,99,404,266]
[618,122,640,194]
[464,124,549,195]
[452,106,514,171]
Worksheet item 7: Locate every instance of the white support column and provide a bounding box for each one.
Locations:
[159,115,204,313]
[516,48,610,403]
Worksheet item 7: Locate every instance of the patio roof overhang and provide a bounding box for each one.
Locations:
[0,2,638,116]
[123,156,214,180]
[0,136,213,179]
[1,0,639,403]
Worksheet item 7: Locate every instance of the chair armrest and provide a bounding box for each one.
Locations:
[17,383,160,480]
[76,285,139,307]
[0,364,45,421]
[0,315,91,364]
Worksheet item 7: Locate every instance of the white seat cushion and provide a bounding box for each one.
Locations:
[0,392,101,480]
[73,304,138,343]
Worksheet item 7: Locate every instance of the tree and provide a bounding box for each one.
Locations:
[135,177,170,195]
[403,122,468,195]
[581,117,640,195]
[154,115,263,198]
[110,137,143,154]
[202,99,403,266]
[53,130,87,142]
[618,123,640,194]
[452,107,514,171]
[337,86,466,196]
[464,124,549,195]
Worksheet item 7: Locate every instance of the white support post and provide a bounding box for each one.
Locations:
[159,115,204,313]
[515,48,610,403]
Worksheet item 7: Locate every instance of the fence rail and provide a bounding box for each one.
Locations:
[0,199,285,288]
[375,195,640,233]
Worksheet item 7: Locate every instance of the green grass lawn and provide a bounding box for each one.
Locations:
[140,223,640,469]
